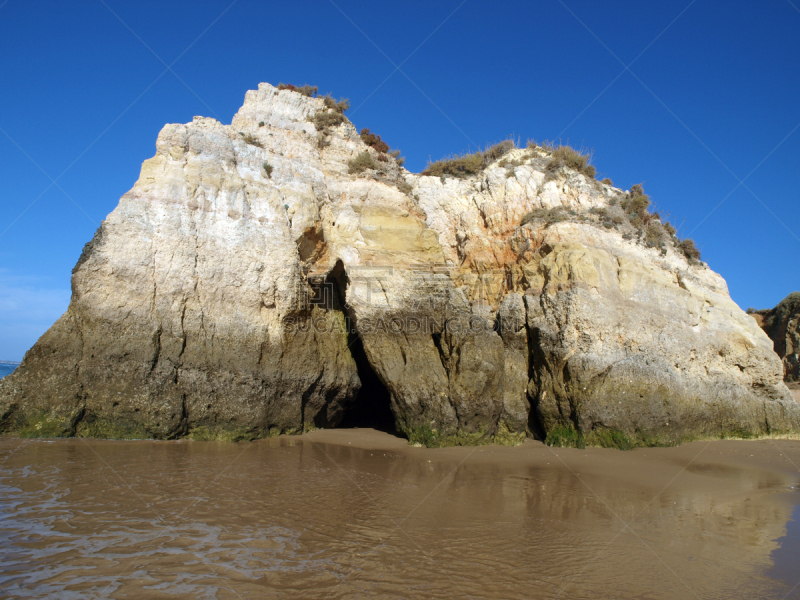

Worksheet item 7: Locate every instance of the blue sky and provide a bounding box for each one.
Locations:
[1,0,799,361]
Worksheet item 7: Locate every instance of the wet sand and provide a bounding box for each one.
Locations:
[1,431,799,599]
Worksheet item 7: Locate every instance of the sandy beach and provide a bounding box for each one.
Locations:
[1,431,799,599]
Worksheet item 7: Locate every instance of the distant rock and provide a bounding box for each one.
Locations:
[1,83,797,446]
[789,383,800,405]
[749,292,800,383]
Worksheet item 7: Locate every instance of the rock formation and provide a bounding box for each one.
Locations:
[750,293,800,382]
[1,83,797,446]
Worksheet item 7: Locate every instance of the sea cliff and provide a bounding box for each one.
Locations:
[750,293,800,384]
[1,83,797,446]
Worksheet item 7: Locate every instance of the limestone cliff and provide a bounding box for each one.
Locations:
[1,83,797,446]
[750,293,800,383]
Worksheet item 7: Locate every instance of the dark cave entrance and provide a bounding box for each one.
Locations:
[528,403,546,442]
[322,260,397,434]
[338,335,397,434]
[525,327,547,442]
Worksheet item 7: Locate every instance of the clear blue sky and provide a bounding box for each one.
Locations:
[1,0,799,361]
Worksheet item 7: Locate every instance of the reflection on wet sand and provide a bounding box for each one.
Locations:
[0,431,799,599]
[769,504,800,596]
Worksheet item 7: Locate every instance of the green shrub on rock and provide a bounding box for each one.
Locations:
[483,139,515,163]
[679,238,702,261]
[240,132,263,148]
[622,192,650,216]
[545,145,596,178]
[422,140,517,179]
[296,84,318,97]
[645,221,666,248]
[348,151,380,174]
[313,110,346,130]
[312,92,350,133]
[520,207,568,226]
[423,151,485,178]
[322,94,350,113]
[396,179,413,195]
[388,149,405,167]
[277,83,318,97]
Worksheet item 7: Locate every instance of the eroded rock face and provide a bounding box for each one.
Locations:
[1,83,797,445]
[751,293,800,383]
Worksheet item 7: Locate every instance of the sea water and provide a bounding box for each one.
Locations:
[0,363,18,379]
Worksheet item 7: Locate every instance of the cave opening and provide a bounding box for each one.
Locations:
[527,401,546,442]
[338,335,397,434]
[324,260,397,434]
[526,326,547,442]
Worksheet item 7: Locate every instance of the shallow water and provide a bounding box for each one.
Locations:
[769,504,800,592]
[1,430,799,599]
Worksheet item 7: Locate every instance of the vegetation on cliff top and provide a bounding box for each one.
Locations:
[276,83,350,111]
[279,81,703,264]
[544,145,596,178]
[277,83,318,97]
[422,140,598,180]
[421,139,515,178]
[539,147,701,262]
